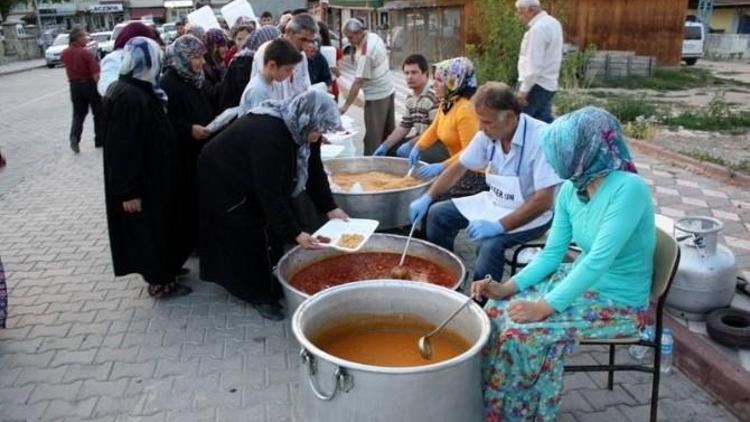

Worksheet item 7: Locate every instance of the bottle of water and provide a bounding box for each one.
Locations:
[628,325,654,361]
[660,328,674,374]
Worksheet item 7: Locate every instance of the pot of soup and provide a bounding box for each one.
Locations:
[276,234,466,314]
[292,280,490,422]
[324,157,434,230]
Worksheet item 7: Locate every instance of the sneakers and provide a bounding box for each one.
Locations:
[252,303,285,321]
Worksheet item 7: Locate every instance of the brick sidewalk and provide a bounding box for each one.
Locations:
[0,67,743,421]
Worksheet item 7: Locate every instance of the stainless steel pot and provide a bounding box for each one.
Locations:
[276,233,467,314]
[324,157,434,230]
[291,280,490,422]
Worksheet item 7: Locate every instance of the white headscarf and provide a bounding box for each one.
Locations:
[250,90,341,196]
[120,36,167,100]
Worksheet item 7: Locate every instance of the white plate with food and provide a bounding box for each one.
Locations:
[312,218,379,252]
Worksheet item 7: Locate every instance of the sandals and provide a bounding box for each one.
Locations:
[148,281,192,299]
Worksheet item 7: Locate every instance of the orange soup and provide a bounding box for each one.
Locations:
[312,314,470,367]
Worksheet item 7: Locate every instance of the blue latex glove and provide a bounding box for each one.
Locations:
[409,193,432,224]
[373,144,389,156]
[466,220,505,242]
[396,142,413,158]
[417,162,444,179]
[408,146,422,167]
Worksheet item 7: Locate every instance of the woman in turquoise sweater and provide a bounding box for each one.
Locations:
[471,107,655,421]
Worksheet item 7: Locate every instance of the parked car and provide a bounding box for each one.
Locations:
[45,34,98,68]
[91,31,114,59]
[682,21,705,66]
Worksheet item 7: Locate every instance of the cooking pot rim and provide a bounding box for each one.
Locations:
[291,280,491,374]
[324,156,436,195]
[276,233,468,299]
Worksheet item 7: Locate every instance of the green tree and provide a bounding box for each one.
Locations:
[467,0,527,85]
[0,0,26,22]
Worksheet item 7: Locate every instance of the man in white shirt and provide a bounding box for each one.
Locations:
[249,13,316,101]
[515,0,563,123]
[340,18,395,155]
[408,82,561,282]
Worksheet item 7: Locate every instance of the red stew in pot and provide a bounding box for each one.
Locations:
[290,252,457,295]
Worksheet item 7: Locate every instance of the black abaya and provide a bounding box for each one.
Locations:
[197,114,337,304]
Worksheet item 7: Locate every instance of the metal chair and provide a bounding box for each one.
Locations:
[564,228,681,422]
[506,232,549,276]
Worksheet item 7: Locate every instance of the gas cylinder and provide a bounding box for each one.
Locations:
[665,216,737,321]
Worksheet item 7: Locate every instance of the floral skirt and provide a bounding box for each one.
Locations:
[482,266,647,421]
[0,256,6,328]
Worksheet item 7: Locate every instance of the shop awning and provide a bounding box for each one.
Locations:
[328,0,384,8]
[129,7,165,19]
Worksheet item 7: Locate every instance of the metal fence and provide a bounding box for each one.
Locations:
[705,34,750,59]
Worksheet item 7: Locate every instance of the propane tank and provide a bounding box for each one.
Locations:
[665,216,737,321]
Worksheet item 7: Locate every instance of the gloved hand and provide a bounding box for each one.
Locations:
[408,146,422,167]
[417,162,444,179]
[373,144,389,156]
[396,142,413,158]
[466,220,505,242]
[409,193,432,224]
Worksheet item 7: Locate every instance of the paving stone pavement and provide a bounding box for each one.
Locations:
[0,68,743,421]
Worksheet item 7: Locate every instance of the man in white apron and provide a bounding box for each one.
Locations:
[409,82,561,281]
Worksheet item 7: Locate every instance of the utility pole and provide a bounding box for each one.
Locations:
[31,0,45,50]
[697,0,714,36]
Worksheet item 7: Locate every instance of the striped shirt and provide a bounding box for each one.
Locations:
[400,84,438,139]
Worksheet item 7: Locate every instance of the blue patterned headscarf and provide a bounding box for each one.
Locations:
[542,106,637,193]
[239,25,280,57]
[251,90,341,196]
[168,34,206,88]
[119,36,167,101]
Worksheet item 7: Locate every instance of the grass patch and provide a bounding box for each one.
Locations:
[665,112,750,131]
[681,150,750,175]
[591,68,723,91]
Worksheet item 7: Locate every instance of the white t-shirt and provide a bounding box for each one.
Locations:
[460,113,562,204]
[355,32,394,101]
[250,39,311,100]
[238,75,278,116]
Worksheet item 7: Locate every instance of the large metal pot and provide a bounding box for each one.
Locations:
[324,157,434,230]
[277,233,466,314]
[666,216,738,321]
[291,280,490,422]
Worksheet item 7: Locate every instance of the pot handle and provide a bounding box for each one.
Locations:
[300,349,353,401]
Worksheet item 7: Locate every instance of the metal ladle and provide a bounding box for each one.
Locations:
[389,221,417,279]
[418,296,474,359]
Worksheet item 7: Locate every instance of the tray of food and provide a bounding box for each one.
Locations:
[312,218,380,252]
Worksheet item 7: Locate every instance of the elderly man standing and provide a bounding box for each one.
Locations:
[249,13,317,100]
[61,26,104,154]
[409,82,561,282]
[515,0,563,123]
[340,19,395,155]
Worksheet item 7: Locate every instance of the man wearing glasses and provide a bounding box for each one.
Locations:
[249,13,317,100]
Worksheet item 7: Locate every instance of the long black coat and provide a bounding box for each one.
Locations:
[103,76,181,285]
[197,114,337,304]
[160,68,216,262]
[218,55,253,110]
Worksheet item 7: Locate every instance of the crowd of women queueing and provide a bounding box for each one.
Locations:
[97,11,657,422]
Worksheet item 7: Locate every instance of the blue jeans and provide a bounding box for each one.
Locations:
[523,84,556,123]
[426,200,551,282]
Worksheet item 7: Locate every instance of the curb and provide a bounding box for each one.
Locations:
[629,138,750,187]
[0,62,46,77]
[665,314,750,420]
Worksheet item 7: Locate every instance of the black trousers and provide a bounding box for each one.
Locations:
[69,80,104,146]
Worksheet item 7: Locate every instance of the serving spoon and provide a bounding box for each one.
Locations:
[389,221,417,279]
[418,296,474,359]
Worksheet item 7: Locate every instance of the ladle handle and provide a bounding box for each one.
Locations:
[399,221,418,266]
[425,297,474,339]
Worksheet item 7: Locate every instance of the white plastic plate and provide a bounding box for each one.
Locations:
[312,218,380,252]
[321,144,345,160]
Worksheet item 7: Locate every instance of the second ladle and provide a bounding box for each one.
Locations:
[389,221,417,279]
[418,296,474,359]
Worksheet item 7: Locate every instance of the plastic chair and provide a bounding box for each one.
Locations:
[564,228,681,422]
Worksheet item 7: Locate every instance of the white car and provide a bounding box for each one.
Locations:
[91,31,114,59]
[45,34,98,68]
[682,21,705,66]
